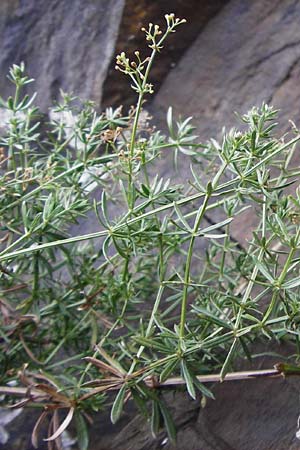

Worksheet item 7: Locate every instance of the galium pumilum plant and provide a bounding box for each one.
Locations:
[1,13,300,449]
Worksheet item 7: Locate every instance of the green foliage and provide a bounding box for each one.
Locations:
[1,14,300,449]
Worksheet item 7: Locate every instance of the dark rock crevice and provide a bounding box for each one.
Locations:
[2,1,300,449]
[101,0,229,111]
[266,58,300,106]
[0,0,126,111]
[231,39,300,85]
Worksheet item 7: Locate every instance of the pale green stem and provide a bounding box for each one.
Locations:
[127,28,173,209]
[262,227,300,324]
[220,190,267,380]
[1,153,117,214]
[2,135,300,262]
[179,161,227,343]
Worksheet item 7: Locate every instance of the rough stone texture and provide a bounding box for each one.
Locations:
[102,0,229,110]
[110,344,300,450]
[108,1,300,449]
[153,0,300,131]
[2,1,300,449]
[0,409,48,450]
[0,0,125,112]
[114,380,300,450]
[151,0,300,244]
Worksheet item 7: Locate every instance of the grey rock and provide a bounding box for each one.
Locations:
[153,0,300,133]
[102,0,229,110]
[108,1,300,449]
[151,0,300,244]
[0,0,125,112]
[0,407,22,444]
[3,1,300,449]
[111,379,300,450]
[111,344,300,450]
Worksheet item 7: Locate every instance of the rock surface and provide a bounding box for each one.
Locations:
[102,0,228,110]
[112,370,300,450]
[153,0,300,132]
[2,1,300,449]
[102,1,300,449]
[151,0,300,244]
[107,343,300,450]
[0,0,125,112]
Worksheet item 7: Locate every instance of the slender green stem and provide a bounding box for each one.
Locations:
[127,45,157,209]
[23,248,40,314]
[262,227,300,324]
[127,28,173,209]
[220,196,267,379]
[219,222,231,279]
[13,84,20,111]
[179,162,227,342]
[44,310,91,365]
[179,193,211,341]
[0,172,232,260]
[2,133,299,262]
[0,154,117,214]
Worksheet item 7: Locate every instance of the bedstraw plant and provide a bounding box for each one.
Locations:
[1,13,300,449]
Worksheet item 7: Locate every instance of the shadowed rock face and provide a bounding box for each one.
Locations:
[2,1,300,449]
[153,0,300,131]
[0,0,125,112]
[109,343,300,450]
[151,0,300,244]
[102,0,229,110]
[109,1,300,449]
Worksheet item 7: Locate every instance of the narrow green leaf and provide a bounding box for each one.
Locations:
[193,377,215,399]
[174,203,193,233]
[240,337,252,362]
[151,400,161,437]
[220,338,238,381]
[268,179,296,191]
[255,260,275,284]
[111,384,126,424]
[282,278,300,289]
[158,399,176,443]
[251,129,257,152]
[190,164,205,192]
[201,233,227,239]
[160,358,178,383]
[90,314,98,347]
[134,336,169,353]
[75,412,89,450]
[200,217,233,234]
[102,235,112,262]
[206,181,213,196]
[96,346,127,376]
[112,235,128,259]
[101,190,110,226]
[177,145,196,156]
[7,96,14,110]
[193,306,232,330]
[141,183,150,197]
[21,201,29,231]
[181,360,196,399]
